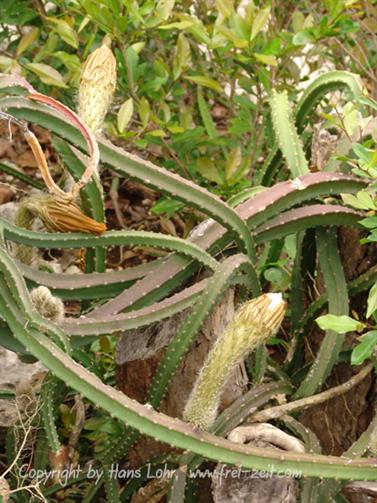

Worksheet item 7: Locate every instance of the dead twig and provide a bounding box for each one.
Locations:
[249,363,374,423]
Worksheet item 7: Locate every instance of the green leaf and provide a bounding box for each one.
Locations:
[138,97,150,128]
[292,30,313,46]
[197,90,217,138]
[215,25,248,48]
[357,95,377,113]
[356,191,377,210]
[225,146,242,181]
[46,17,78,48]
[155,0,175,21]
[367,282,377,318]
[360,216,377,229]
[16,27,39,56]
[117,98,134,132]
[0,56,14,73]
[173,33,191,80]
[341,192,376,210]
[215,0,234,18]
[316,314,366,334]
[185,75,222,93]
[250,7,270,41]
[150,197,185,216]
[351,330,377,365]
[343,102,358,136]
[197,157,222,184]
[147,129,166,137]
[26,63,68,88]
[130,42,145,54]
[253,53,277,66]
[159,21,194,29]
[292,11,305,33]
[54,51,81,71]
[352,143,374,164]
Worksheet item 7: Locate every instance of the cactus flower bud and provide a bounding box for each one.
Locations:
[183,293,286,430]
[20,195,106,235]
[0,478,10,503]
[78,36,116,133]
[31,286,65,324]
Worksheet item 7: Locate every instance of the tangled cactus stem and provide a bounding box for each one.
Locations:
[183,293,286,430]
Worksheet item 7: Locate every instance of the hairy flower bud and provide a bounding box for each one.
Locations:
[183,293,286,430]
[22,195,106,235]
[31,286,65,324]
[78,36,116,133]
[0,478,10,503]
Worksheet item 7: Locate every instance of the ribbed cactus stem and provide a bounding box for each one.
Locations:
[183,293,286,430]
[14,201,36,264]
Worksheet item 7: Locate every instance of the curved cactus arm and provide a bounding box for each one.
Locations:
[227,186,267,207]
[279,416,322,503]
[86,205,363,324]
[0,272,376,479]
[294,227,349,399]
[0,219,218,271]
[62,273,247,336]
[254,204,364,244]
[15,205,363,339]
[18,258,163,300]
[0,97,257,263]
[285,230,317,370]
[290,232,309,334]
[62,280,206,335]
[261,71,363,185]
[0,161,45,190]
[90,173,366,319]
[295,71,363,132]
[28,92,100,197]
[269,90,309,177]
[240,172,366,230]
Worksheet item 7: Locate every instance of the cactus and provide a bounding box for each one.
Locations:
[0,73,376,498]
[261,70,363,185]
[269,90,309,177]
[294,227,349,398]
[0,161,44,190]
[0,270,376,479]
[40,373,62,454]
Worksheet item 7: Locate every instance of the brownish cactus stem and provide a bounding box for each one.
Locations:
[28,92,99,198]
